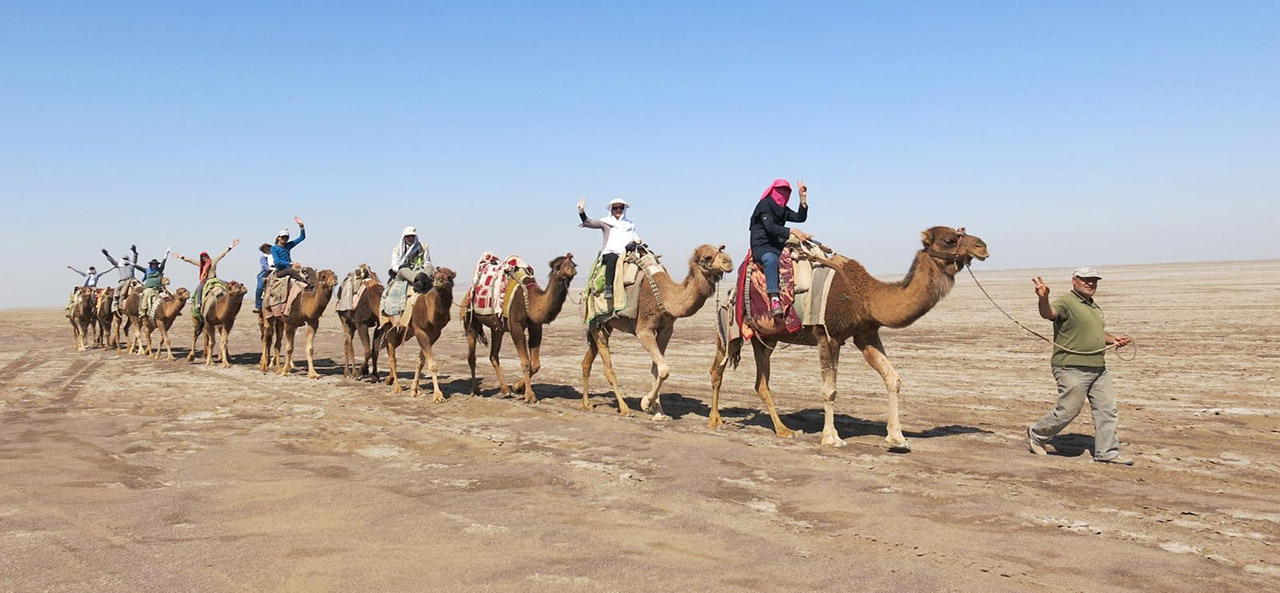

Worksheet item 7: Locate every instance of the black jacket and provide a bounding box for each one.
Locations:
[749,199,807,259]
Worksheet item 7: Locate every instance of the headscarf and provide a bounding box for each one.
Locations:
[198,252,213,284]
[760,179,792,208]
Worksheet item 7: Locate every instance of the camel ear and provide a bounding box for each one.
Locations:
[921,229,933,246]
[718,244,725,252]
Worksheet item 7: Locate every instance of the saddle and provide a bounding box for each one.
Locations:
[729,241,836,341]
[263,269,311,320]
[336,265,377,313]
[466,253,534,319]
[581,247,663,325]
[195,277,227,323]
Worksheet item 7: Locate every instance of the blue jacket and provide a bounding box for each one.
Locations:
[271,228,306,270]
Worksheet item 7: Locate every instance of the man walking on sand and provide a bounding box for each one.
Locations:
[1027,267,1134,465]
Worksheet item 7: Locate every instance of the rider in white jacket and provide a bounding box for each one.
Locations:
[391,226,435,292]
[578,197,642,305]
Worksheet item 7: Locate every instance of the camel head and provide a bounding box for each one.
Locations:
[226,281,248,298]
[173,287,191,302]
[550,253,578,284]
[692,244,734,281]
[921,226,989,273]
[317,270,339,289]
[433,267,457,291]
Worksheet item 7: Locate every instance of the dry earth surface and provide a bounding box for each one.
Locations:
[1,260,1277,592]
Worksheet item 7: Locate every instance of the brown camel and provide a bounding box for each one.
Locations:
[139,288,191,360]
[377,268,456,401]
[337,267,383,379]
[189,281,248,367]
[93,287,114,348]
[68,287,96,351]
[709,226,989,451]
[461,254,577,403]
[259,269,338,378]
[582,245,734,419]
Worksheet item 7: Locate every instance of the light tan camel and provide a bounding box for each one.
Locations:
[139,288,191,360]
[259,269,338,378]
[337,267,383,378]
[377,268,457,401]
[93,287,114,348]
[110,279,141,353]
[68,287,96,351]
[461,254,577,403]
[582,245,734,419]
[709,226,989,451]
[189,281,247,367]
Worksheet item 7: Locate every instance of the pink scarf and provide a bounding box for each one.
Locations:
[198,252,212,284]
[759,179,791,208]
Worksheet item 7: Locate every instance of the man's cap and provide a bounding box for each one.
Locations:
[402,226,418,237]
[1072,266,1102,279]
[277,228,290,238]
[148,259,160,265]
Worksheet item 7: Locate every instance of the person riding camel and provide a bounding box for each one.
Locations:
[578,196,642,312]
[174,239,240,321]
[253,243,273,314]
[391,226,435,294]
[748,179,811,317]
[65,264,114,312]
[132,248,172,319]
[102,245,141,310]
[271,217,308,286]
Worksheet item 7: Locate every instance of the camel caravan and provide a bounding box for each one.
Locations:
[64,182,994,452]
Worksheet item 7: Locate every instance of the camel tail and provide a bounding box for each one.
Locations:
[727,337,742,370]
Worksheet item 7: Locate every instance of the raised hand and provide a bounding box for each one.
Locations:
[230,238,241,249]
[576,196,586,212]
[1032,276,1050,298]
[294,216,305,227]
[102,248,109,256]
[798,179,807,207]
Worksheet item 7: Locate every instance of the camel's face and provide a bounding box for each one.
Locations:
[433,267,457,290]
[693,245,735,280]
[551,253,578,282]
[227,282,248,298]
[174,288,191,301]
[922,226,989,267]
[318,270,339,288]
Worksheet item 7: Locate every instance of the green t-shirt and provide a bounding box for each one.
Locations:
[1051,292,1107,367]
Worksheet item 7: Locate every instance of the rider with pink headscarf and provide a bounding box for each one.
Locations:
[749,179,811,316]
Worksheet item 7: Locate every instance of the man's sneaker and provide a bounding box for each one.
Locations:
[1027,426,1047,456]
[1095,456,1135,466]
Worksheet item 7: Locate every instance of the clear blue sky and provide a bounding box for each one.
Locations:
[2,1,1276,308]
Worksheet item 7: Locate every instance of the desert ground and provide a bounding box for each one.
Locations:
[1,259,1277,592]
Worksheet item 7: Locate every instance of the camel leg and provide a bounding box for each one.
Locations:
[751,338,794,438]
[856,332,909,451]
[305,320,319,379]
[189,323,200,362]
[218,326,232,368]
[818,333,845,447]
[413,328,444,403]
[638,324,673,420]
[281,325,296,376]
[581,332,600,411]
[509,327,537,404]
[510,324,544,395]
[387,335,402,393]
[708,336,733,429]
[466,327,480,395]
[202,324,213,365]
[488,329,511,396]
[594,331,631,416]
[356,325,372,377]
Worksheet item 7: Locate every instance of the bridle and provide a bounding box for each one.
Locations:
[925,228,971,271]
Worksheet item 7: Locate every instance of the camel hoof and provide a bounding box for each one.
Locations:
[431,394,446,404]
[308,372,320,379]
[707,417,723,430]
[618,407,634,417]
[165,355,176,361]
[652,413,671,422]
[640,398,657,414]
[581,403,592,412]
[821,433,847,448]
[887,438,911,453]
[775,427,796,439]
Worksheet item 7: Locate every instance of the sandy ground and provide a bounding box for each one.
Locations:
[1,260,1278,592]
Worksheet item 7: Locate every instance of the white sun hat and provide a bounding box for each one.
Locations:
[402,226,418,237]
[608,198,629,208]
[1072,266,1102,279]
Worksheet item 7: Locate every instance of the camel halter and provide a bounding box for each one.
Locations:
[966,266,1137,361]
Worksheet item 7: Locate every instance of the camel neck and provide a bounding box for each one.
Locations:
[868,251,956,329]
[526,273,570,324]
[653,264,715,318]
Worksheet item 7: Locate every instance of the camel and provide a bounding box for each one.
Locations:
[93,287,114,348]
[461,254,577,403]
[708,226,989,451]
[582,245,734,419]
[138,288,191,360]
[189,281,248,367]
[376,268,456,401]
[337,267,384,379]
[68,287,96,351]
[259,268,338,378]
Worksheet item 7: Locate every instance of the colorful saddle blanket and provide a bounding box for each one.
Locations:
[723,245,837,343]
[382,278,411,317]
[468,252,505,315]
[581,251,661,325]
[500,256,536,319]
[263,272,307,320]
[194,277,227,324]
